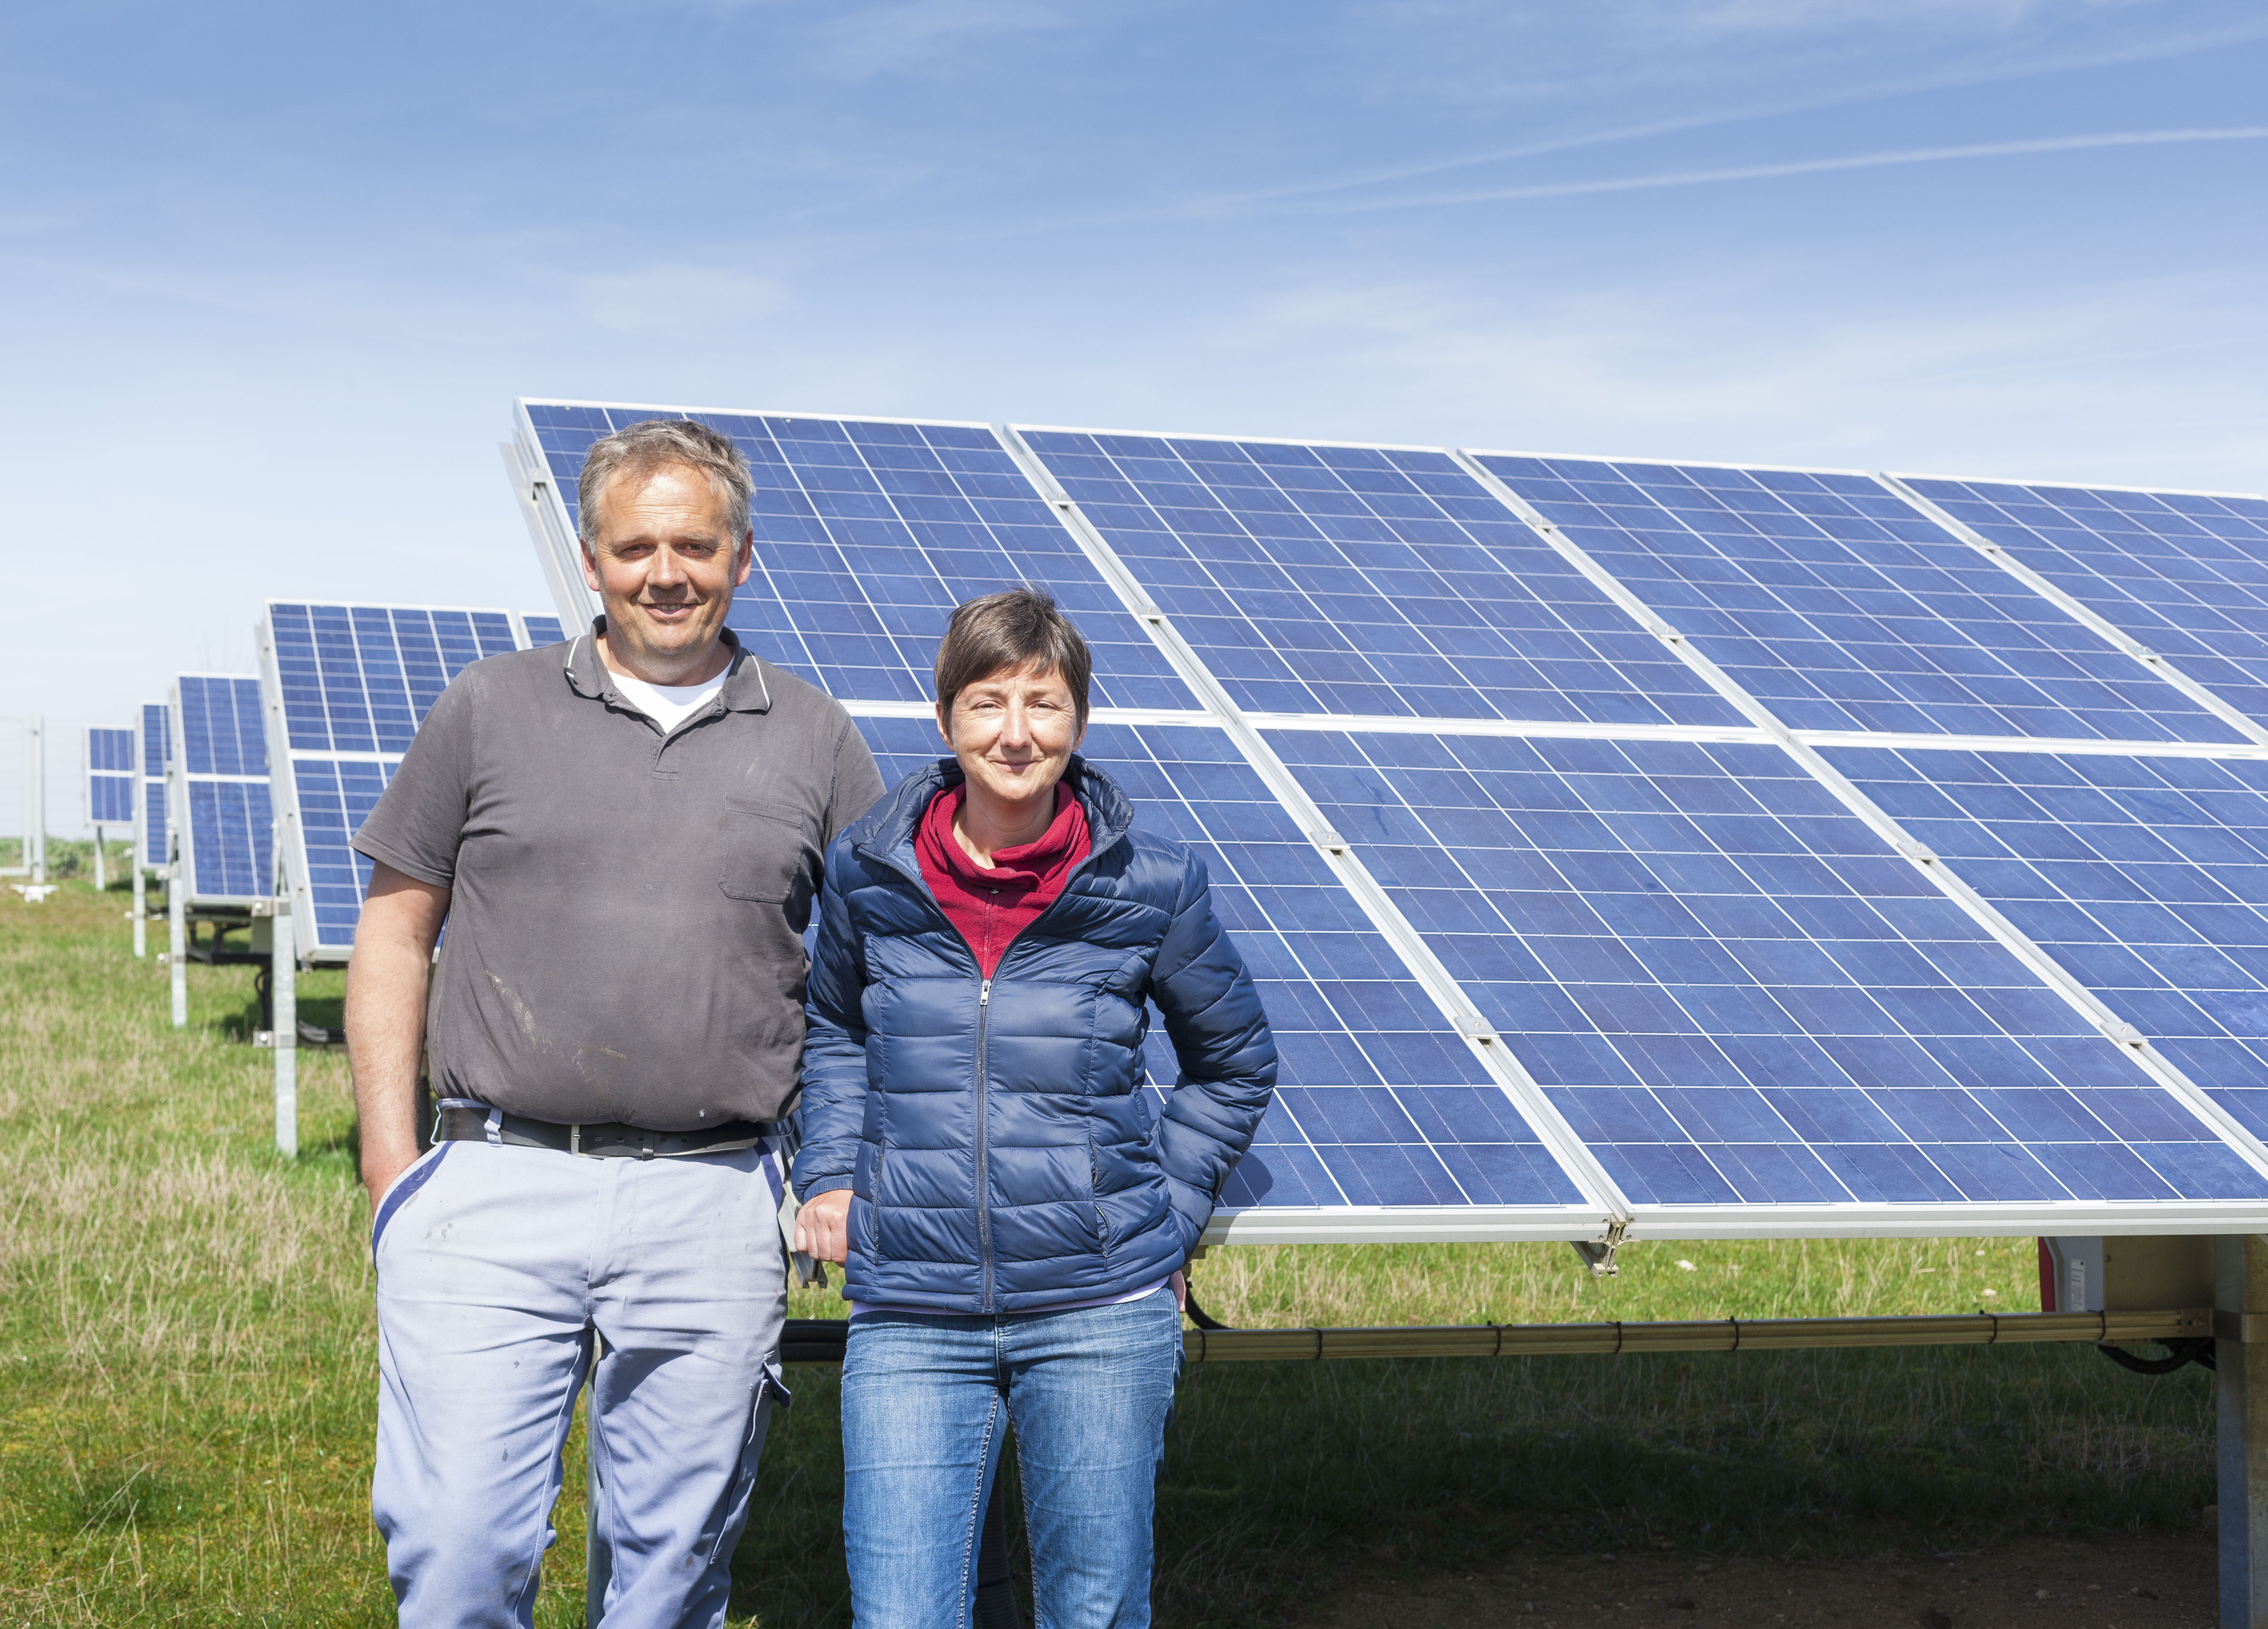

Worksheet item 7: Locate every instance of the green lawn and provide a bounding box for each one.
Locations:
[0,880,2218,1625]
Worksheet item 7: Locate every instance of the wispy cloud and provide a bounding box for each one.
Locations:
[1214,262,2268,486]
[1287,127,2268,214]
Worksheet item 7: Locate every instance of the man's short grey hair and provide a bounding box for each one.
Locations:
[576,418,753,548]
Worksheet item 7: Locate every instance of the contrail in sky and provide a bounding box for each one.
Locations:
[1306,128,2268,213]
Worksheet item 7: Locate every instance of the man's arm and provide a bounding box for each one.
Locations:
[345,861,452,1208]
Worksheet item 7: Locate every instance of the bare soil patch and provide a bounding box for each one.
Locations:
[1294,1531,2215,1629]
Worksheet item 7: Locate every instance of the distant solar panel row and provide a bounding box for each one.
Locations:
[269,602,517,755]
[289,757,394,948]
[138,701,169,870]
[87,727,136,824]
[172,676,271,903]
[259,602,545,958]
[507,400,2268,1234]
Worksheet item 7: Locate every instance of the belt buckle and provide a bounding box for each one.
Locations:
[570,1123,581,1156]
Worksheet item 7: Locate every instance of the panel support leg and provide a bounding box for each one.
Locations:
[2218,1234,2268,1627]
[92,825,105,893]
[132,861,146,958]
[167,858,186,1029]
[272,902,296,1158]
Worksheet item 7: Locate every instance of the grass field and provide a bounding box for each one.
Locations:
[0,880,2220,1626]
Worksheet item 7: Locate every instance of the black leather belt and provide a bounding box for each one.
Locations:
[438,1104,771,1160]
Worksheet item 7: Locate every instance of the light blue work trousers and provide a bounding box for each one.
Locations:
[840,1287,1184,1629]
[371,1138,788,1628]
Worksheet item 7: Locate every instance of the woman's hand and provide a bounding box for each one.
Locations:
[795,1189,854,1266]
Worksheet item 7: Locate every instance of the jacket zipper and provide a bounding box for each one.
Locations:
[861,773,1128,1318]
[975,976,993,1311]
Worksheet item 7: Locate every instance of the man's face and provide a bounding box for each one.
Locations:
[581,461,753,681]
[937,662,1084,813]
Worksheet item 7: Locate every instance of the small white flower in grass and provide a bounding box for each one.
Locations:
[1983,1288,1998,1297]
[1675,1259,1697,1272]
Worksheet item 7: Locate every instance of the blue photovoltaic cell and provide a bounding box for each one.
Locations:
[852,715,1585,1210]
[1018,430,1740,727]
[292,757,395,947]
[1902,477,2268,729]
[523,403,1193,710]
[178,677,266,777]
[88,728,136,823]
[186,778,273,900]
[1476,455,2241,746]
[176,676,271,900]
[270,603,517,754]
[1271,728,2268,1207]
[524,613,567,647]
[88,727,135,773]
[1831,746,2268,1135]
[139,702,168,868]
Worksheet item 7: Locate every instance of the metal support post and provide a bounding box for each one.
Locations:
[132,856,146,957]
[168,846,187,1029]
[271,900,296,1157]
[2218,1234,2268,1628]
[27,715,43,885]
[91,824,105,892]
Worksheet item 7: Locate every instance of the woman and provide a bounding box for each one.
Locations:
[792,586,1277,1627]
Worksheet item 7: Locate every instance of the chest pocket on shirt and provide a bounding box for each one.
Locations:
[720,797,819,915]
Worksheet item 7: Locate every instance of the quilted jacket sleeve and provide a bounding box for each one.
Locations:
[1148,846,1278,1256]
[792,832,871,1201]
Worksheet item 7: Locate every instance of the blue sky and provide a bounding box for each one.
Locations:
[2,0,2263,833]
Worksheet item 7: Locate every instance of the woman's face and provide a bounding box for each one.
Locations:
[938,661,1084,813]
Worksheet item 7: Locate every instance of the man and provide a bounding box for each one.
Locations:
[346,417,884,1628]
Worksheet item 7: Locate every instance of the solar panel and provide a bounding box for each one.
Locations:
[170,675,272,903]
[1892,475,2268,736]
[259,602,528,961]
[86,727,136,825]
[517,402,1197,712]
[1013,429,1743,728]
[138,701,168,870]
[501,400,2268,1241]
[1830,745,2268,1136]
[1472,454,2247,747]
[522,612,568,647]
[1267,726,2268,1223]
[853,715,1604,1236]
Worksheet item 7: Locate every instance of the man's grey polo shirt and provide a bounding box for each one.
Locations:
[353,623,886,1131]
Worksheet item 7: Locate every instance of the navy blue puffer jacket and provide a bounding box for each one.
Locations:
[791,754,1277,1314]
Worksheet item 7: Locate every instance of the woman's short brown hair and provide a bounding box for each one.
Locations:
[934,587,1092,733]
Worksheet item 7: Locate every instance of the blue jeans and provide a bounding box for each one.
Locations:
[840,1288,1184,1629]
